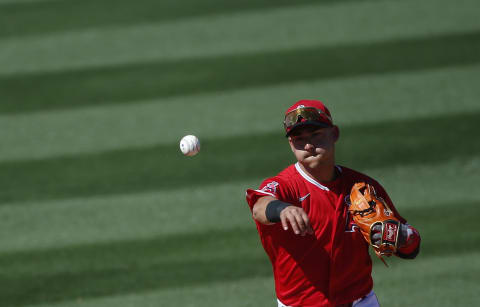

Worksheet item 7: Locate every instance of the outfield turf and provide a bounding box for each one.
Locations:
[1,0,479,306]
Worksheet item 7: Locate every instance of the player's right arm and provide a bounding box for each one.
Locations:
[252,196,314,236]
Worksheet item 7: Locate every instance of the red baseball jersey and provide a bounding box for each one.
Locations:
[246,163,406,307]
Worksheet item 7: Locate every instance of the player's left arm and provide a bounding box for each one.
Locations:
[395,224,421,259]
[374,184,422,260]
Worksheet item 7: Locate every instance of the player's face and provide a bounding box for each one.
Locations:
[288,126,339,168]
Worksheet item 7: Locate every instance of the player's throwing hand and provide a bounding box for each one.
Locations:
[280,206,314,236]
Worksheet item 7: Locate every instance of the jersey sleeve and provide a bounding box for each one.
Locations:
[396,225,421,258]
[245,176,295,211]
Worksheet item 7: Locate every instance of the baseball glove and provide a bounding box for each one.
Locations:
[349,182,401,266]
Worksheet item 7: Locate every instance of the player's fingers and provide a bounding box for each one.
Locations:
[291,210,310,236]
[300,211,314,234]
[280,212,289,231]
[280,209,288,230]
[280,207,313,236]
[284,212,302,235]
[371,224,382,245]
[293,209,313,236]
[371,232,382,245]
[372,224,382,233]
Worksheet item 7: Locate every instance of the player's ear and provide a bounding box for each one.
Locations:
[332,125,340,142]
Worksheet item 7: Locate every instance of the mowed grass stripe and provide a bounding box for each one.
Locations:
[1,64,479,162]
[0,0,57,4]
[373,252,480,307]
[1,200,477,307]
[0,229,270,307]
[23,277,276,307]
[0,0,327,38]
[0,180,255,253]
[2,31,480,114]
[3,0,479,77]
[0,112,478,204]
[1,156,477,253]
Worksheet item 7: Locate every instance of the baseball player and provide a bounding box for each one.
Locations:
[246,100,421,307]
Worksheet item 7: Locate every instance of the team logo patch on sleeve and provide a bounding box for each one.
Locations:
[262,181,279,194]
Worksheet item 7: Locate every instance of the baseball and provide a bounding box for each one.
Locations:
[179,135,200,156]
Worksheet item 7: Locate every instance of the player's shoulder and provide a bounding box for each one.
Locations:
[271,164,304,185]
[276,164,298,178]
[250,164,300,202]
[262,164,300,191]
[338,165,381,186]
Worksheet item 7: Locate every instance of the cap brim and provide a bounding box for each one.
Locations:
[285,121,331,137]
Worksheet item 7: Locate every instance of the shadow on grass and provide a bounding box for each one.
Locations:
[2,30,480,114]
[400,201,480,258]
[0,0,329,38]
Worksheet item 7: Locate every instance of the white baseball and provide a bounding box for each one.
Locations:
[179,135,200,156]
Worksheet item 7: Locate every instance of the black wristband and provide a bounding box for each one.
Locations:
[265,200,290,223]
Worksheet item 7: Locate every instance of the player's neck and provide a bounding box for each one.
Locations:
[299,162,337,184]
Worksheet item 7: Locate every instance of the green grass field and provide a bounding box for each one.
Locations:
[1,0,480,306]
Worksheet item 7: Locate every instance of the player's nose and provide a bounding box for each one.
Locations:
[304,142,315,151]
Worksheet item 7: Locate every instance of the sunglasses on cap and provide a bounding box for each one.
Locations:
[284,107,333,132]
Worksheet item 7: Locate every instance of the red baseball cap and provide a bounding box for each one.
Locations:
[284,99,333,136]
